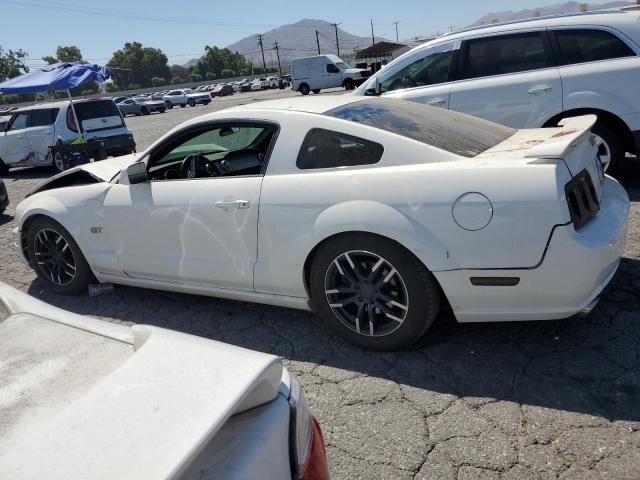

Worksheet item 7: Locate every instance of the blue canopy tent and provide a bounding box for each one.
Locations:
[0,62,112,140]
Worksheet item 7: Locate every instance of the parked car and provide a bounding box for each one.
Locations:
[251,78,270,90]
[162,89,211,109]
[266,76,280,89]
[111,96,128,104]
[292,54,371,95]
[0,281,329,480]
[0,99,135,174]
[116,98,166,116]
[0,178,7,214]
[210,84,235,97]
[14,96,629,351]
[240,81,253,92]
[355,7,640,173]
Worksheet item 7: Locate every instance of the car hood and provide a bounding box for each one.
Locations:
[344,68,368,75]
[0,281,284,480]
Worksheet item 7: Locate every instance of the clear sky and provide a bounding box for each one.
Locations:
[0,0,579,67]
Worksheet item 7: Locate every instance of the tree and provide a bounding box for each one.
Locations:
[105,82,120,93]
[190,72,203,82]
[170,77,183,85]
[0,45,29,82]
[108,42,171,88]
[151,76,166,86]
[194,46,249,80]
[170,64,190,83]
[221,68,235,78]
[205,72,216,81]
[43,45,83,64]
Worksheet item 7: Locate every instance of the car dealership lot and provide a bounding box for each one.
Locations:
[1,88,640,479]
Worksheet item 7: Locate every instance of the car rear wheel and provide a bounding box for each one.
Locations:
[299,83,310,95]
[0,159,8,176]
[26,216,95,295]
[159,108,166,113]
[188,98,196,107]
[52,151,66,173]
[591,121,623,174]
[310,234,441,350]
[141,106,149,115]
[312,89,321,94]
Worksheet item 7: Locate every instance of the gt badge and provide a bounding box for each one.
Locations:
[90,227,103,234]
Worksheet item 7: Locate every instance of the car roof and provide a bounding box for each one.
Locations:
[12,98,114,112]
[427,8,640,46]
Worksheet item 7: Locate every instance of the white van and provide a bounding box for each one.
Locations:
[0,98,135,174]
[291,54,370,95]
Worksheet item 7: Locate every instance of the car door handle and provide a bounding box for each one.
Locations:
[427,98,446,106]
[528,85,552,95]
[215,200,250,210]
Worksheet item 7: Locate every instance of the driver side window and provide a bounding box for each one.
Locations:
[148,124,276,181]
[380,49,455,93]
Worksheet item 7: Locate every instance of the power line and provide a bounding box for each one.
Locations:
[257,34,266,72]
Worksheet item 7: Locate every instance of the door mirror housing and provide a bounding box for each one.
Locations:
[127,161,148,184]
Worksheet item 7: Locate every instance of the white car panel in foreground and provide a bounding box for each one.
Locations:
[14,96,629,350]
[0,282,328,479]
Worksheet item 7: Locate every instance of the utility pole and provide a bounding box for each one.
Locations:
[315,30,321,55]
[331,23,341,57]
[273,42,283,78]
[257,34,266,73]
[370,19,375,45]
[393,21,399,42]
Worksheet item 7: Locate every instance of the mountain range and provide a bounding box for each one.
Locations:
[183,2,635,67]
[472,1,632,25]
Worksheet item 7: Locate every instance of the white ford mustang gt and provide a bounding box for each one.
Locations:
[14,96,629,350]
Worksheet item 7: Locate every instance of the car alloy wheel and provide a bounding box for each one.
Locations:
[33,228,77,287]
[53,151,66,172]
[324,250,409,337]
[593,133,612,172]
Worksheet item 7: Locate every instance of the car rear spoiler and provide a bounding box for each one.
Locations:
[524,114,597,159]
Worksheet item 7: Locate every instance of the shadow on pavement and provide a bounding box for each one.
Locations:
[26,254,640,423]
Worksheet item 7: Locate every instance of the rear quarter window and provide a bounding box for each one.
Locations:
[554,29,636,65]
[325,98,515,157]
[297,128,384,169]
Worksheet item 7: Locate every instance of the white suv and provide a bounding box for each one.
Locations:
[355,7,640,172]
[0,99,135,174]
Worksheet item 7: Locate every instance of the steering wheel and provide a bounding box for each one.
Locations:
[180,154,218,179]
[402,74,417,88]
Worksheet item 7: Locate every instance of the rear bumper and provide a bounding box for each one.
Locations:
[54,134,136,160]
[435,176,629,322]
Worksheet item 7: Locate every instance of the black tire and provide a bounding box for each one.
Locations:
[141,106,149,115]
[52,150,66,173]
[0,159,8,176]
[180,103,186,108]
[165,100,173,109]
[591,120,624,175]
[188,98,196,107]
[312,89,321,94]
[26,216,95,295]
[310,234,441,351]
[299,83,310,95]
[159,108,166,113]
[343,78,355,91]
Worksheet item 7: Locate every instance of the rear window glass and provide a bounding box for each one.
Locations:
[325,98,515,157]
[554,29,635,65]
[75,100,122,122]
[297,129,384,169]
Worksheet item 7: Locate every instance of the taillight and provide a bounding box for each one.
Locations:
[66,107,78,133]
[288,375,329,480]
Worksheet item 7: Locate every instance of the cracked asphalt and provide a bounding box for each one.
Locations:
[1,88,639,479]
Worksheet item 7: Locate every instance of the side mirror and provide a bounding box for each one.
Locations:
[127,161,147,184]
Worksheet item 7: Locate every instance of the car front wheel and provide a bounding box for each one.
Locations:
[26,216,95,295]
[310,234,440,350]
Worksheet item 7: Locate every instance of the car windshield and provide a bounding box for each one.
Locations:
[335,61,351,69]
[325,98,516,157]
[184,89,193,94]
